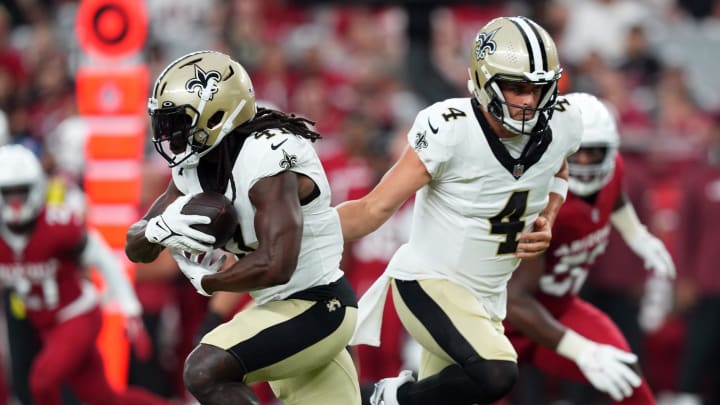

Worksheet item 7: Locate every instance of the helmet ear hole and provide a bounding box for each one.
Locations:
[207,111,225,130]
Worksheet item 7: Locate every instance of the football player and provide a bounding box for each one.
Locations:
[504,92,675,403]
[336,16,582,405]
[125,51,360,405]
[0,144,174,405]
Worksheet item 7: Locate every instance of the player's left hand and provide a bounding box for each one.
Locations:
[171,249,227,296]
[145,194,215,254]
[626,232,676,279]
[516,216,552,259]
[125,315,152,361]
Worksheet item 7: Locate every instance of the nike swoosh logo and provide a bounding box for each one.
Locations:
[427,118,438,134]
[271,139,288,150]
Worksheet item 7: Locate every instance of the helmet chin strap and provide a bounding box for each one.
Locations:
[489,81,540,136]
[182,153,200,168]
[172,143,200,169]
[500,103,539,135]
[179,149,200,168]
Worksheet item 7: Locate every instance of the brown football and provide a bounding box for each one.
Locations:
[180,192,238,248]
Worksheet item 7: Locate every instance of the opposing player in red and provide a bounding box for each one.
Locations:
[0,144,176,405]
[504,92,675,403]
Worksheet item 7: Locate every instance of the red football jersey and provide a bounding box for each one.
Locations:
[0,205,88,329]
[535,155,624,316]
[321,149,374,206]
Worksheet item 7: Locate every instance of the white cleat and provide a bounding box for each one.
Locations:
[369,370,415,405]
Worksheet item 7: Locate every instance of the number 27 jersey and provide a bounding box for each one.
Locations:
[537,154,624,316]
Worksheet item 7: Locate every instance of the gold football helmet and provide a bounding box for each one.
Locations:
[468,16,562,135]
[148,50,257,167]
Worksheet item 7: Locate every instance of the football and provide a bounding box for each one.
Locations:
[180,192,239,248]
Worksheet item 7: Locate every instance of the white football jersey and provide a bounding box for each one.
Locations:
[172,129,344,305]
[386,97,582,320]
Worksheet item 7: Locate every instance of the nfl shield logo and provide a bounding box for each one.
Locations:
[513,164,524,178]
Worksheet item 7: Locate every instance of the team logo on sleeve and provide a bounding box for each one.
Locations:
[474,28,500,60]
[414,130,428,150]
[185,65,221,101]
[279,149,298,169]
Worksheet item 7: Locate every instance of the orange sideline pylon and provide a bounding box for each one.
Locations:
[79,72,148,391]
[76,0,148,389]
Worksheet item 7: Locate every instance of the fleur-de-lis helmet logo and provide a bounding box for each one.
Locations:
[474,28,500,61]
[185,65,222,101]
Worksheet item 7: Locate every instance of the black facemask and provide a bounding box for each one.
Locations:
[149,105,209,167]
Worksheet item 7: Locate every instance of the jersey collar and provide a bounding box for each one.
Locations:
[472,98,553,179]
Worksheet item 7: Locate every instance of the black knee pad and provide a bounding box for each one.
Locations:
[464,358,518,403]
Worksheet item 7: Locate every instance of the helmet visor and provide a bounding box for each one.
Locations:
[568,146,611,187]
[1,185,30,207]
[150,105,198,151]
[149,105,210,166]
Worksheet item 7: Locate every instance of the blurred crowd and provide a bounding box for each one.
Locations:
[1,0,720,404]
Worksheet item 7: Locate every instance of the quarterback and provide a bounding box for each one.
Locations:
[505,92,675,403]
[337,16,582,405]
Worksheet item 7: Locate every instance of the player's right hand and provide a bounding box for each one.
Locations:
[516,216,552,259]
[576,343,642,401]
[145,194,215,254]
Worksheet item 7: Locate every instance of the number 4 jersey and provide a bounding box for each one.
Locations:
[386,96,582,321]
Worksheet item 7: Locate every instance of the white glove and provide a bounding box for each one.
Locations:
[626,231,676,279]
[611,203,675,279]
[557,330,641,401]
[145,194,215,254]
[171,249,227,296]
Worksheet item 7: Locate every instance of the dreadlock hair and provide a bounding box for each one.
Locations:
[236,107,322,142]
